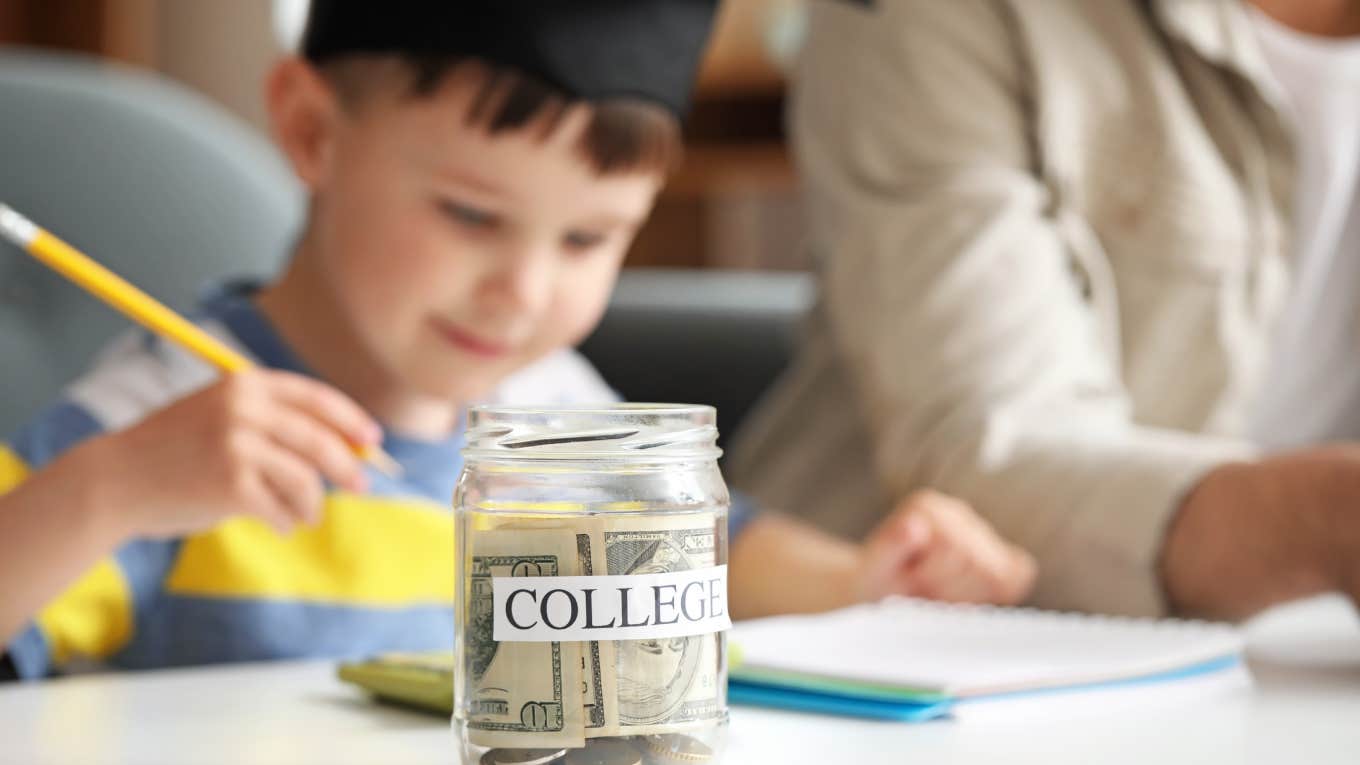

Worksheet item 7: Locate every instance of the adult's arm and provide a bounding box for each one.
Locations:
[791,0,1282,616]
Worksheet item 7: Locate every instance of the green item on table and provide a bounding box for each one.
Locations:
[337,652,455,714]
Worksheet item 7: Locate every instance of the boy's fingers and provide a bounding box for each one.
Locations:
[868,490,1038,606]
[996,548,1039,605]
[905,546,992,603]
[255,440,327,527]
[915,495,1011,564]
[264,371,382,448]
[875,504,935,561]
[901,513,932,553]
[936,513,1035,602]
[232,463,296,536]
[861,511,934,600]
[882,491,1032,602]
[265,407,368,494]
[907,530,1035,605]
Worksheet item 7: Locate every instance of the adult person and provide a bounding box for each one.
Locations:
[731,0,1360,618]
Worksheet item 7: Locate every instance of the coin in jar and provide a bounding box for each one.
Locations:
[562,739,643,765]
[481,750,567,765]
[640,734,714,764]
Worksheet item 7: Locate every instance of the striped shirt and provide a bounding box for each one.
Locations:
[3,281,756,680]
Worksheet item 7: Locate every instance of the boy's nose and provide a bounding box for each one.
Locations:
[481,249,556,316]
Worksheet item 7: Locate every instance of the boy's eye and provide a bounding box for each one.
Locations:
[563,230,607,253]
[438,199,498,229]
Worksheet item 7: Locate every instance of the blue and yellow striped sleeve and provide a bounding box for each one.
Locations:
[0,401,157,680]
[729,489,759,540]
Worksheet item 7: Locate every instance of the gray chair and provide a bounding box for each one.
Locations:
[578,268,814,453]
[0,49,302,433]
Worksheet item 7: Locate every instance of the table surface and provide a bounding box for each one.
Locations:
[2,595,1357,765]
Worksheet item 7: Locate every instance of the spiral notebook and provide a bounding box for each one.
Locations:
[727,597,1249,722]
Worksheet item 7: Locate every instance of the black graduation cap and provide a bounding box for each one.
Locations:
[302,0,719,118]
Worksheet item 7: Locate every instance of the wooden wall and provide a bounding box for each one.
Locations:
[0,0,106,54]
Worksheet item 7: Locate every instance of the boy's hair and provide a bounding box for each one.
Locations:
[319,55,682,176]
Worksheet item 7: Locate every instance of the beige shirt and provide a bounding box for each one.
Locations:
[729,0,1298,617]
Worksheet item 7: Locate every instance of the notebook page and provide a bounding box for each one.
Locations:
[731,597,1243,696]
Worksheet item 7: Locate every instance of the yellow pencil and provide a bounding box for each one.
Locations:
[0,202,401,478]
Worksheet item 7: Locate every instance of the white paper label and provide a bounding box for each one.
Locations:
[492,564,730,642]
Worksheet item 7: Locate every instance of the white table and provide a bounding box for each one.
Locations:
[2,596,1358,765]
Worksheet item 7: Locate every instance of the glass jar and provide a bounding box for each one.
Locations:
[453,404,731,765]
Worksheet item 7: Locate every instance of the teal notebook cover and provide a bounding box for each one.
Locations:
[728,663,948,703]
[728,655,1242,722]
[728,679,953,721]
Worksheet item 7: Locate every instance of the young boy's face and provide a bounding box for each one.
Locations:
[272,60,663,403]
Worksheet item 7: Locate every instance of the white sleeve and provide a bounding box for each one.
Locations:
[486,350,621,405]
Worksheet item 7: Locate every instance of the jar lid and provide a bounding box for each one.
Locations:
[462,403,721,461]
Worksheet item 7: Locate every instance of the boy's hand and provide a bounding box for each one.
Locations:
[858,490,1036,606]
[88,369,380,539]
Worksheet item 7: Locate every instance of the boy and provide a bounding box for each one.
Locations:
[0,1,1034,681]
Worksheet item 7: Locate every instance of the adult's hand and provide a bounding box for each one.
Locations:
[1162,446,1360,620]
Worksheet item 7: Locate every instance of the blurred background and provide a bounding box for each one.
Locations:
[0,0,811,272]
[0,0,816,445]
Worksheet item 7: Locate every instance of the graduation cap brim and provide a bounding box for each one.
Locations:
[302,1,718,118]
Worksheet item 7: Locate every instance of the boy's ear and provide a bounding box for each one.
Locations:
[266,57,342,192]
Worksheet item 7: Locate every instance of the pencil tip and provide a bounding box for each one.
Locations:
[367,447,405,479]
